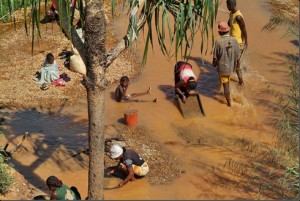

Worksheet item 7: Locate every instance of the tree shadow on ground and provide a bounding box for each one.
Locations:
[0,104,89,194]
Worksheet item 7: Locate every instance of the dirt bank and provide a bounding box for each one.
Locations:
[0,167,46,200]
[0,0,298,200]
[0,2,140,110]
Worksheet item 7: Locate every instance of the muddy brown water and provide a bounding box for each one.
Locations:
[0,0,298,199]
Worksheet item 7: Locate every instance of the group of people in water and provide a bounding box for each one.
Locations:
[39,0,247,108]
[37,0,247,199]
[114,0,247,107]
[213,0,247,107]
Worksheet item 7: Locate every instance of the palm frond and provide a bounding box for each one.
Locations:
[0,0,3,17]
[114,0,220,66]
[23,0,28,34]
[31,0,35,55]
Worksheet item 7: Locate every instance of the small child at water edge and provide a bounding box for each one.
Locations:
[115,76,157,103]
[46,176,80,200]
[34,53,60,85]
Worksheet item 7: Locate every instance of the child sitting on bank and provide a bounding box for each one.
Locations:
[115,76,157,102]
[34,53,60,85]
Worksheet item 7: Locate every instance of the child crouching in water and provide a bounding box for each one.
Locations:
[34,53,60,85]
[115,76,157,102]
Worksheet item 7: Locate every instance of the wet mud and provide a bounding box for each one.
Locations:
[0,0,298,199]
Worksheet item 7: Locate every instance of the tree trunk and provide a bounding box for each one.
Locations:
[86,86,105,200]
[83,0,107,199]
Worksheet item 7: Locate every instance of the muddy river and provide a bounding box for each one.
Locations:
[0,0,298,199]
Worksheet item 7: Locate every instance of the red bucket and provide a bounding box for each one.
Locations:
[124,110,138,126]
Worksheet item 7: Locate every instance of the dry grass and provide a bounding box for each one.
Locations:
[0,5,141,110]
[264,0,299,31]
[270,0,298,23]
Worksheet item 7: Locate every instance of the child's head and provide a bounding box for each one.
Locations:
[226,0,236,11]
[120,76,129,87]
[46,176,62,191]
[46,53,55,64]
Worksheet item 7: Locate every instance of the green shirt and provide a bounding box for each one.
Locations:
[55,184,76,200]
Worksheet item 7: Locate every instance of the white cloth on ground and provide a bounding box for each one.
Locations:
[35,60,59,85]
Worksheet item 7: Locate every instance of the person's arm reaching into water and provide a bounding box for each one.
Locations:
[118,166,135,187]
[175,80,187,103]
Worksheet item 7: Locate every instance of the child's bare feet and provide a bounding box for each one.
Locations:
[147,86,151,94]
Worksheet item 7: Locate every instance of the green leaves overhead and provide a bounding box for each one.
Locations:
[1,0,86,55]
[112,0,220,65]
[3,0,219,62]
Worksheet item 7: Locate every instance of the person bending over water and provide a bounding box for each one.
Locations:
[174,61,198,104]
[46,176,80,200]
[107,144,150,187]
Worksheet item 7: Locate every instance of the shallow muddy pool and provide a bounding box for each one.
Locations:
[0,0,298,199]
